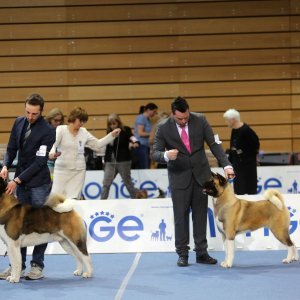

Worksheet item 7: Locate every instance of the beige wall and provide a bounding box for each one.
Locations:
[0,0,300,152]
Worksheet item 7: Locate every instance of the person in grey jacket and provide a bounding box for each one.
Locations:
[152,96,235,267]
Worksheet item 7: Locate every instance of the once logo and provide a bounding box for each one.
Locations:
[89,212,144,242]
[84,180,158,199]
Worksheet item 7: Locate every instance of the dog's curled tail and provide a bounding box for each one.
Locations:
[46,193,76,213]
[263,189,285,210]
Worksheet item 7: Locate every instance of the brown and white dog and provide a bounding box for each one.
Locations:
[0,177,92,283]
[202,172,298,268]
[135,189,148,199]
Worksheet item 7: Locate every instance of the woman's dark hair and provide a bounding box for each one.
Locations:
[25,93,44,112]
[139,106,145,114]
[67,107,89,123]
[139,103,158,114]
[171,96,189,114]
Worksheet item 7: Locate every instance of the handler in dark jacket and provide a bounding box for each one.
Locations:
[0,93,55,280]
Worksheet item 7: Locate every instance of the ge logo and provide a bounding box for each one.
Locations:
[288,207,298,234]
[89,212,144,242]
[257,177,282,194]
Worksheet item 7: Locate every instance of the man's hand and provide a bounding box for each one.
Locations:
[0,166,8,180]
[6,180,17,195]
[166,149,179,160]
[224,168,235,180]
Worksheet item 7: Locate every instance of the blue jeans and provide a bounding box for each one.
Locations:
[16,183,50,269]
[133,145,150,169]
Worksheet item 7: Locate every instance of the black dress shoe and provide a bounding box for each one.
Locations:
[196,253,217,265]
[177,256,188,267]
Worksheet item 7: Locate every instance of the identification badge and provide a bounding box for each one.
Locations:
[78,141,84,154]
[36,145,47,157]
[214,134,222,144]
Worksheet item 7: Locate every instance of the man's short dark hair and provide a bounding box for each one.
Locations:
[25,93,45,112]
[171,96,189,113]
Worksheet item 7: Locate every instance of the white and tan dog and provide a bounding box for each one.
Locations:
[203,172,298,268]
[0,177,92,283]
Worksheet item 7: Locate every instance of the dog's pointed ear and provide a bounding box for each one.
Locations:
[0,177,7,196]
[211,171,217,178]
[216,173,227,186]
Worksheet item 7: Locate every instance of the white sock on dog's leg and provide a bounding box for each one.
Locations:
[224,239,228,262]
[7,246,22,283]
[226,240,235,267]
[221,239,234,268]
[283,246,294,263]
[290,244,299,261]
[293,245,299,261]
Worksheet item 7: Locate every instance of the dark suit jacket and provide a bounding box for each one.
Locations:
[3,116,55,187]
[152,112,231,189]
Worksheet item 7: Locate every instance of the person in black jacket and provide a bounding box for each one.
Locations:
[223,108,260,195]
[0,93,55,280]
[101,113,141,199]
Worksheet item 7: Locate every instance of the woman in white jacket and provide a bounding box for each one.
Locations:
[49,107,120,199]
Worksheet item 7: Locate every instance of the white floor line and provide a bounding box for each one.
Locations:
[114,252,142,300]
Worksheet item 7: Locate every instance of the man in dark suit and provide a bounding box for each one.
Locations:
[0,94,55,280]
[152,97,235,267]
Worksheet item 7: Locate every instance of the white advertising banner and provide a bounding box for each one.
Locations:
[45,194,300,254]
[1,194,299,255]
[82,166,300,200]
[1,166,299,255]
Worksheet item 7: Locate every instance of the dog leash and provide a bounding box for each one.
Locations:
[112,134,120,176]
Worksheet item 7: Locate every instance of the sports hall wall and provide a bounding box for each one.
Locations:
[0,0,300,153]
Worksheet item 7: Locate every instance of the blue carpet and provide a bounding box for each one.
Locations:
[0,251,299,300]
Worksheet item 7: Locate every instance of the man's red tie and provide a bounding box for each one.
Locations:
[181,126,191,153]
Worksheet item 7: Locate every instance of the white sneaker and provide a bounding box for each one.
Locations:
[0,266,25,280]
[25,263,44,280]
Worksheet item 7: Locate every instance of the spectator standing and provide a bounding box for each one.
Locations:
[133,103,158,169]
[49,107,120,199]
[45,108,64,129]
[45,108,64,178]
[0,93,55,280]
[149,111,169,168]
[101,113,141,199]
[223,108,260,194]
[152,96,235,267]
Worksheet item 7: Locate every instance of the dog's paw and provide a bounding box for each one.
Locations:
[7,276,20,283]
[220,261,232,268]
[73,269,83,276]
[292,253,299,261]
[282,258,292,264]
[82,272,92,278]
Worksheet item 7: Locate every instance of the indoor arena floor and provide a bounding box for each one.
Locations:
[0,250,299,300]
